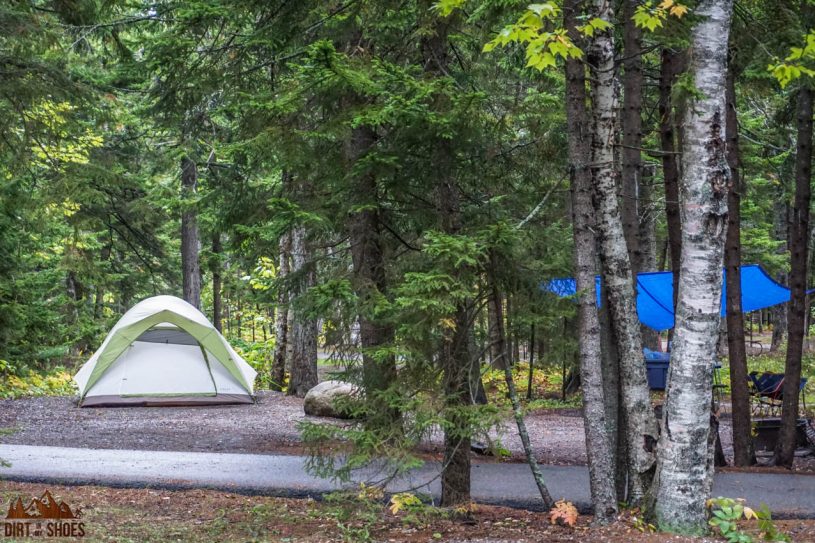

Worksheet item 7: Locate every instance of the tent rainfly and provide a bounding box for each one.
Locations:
[74,295,257,407]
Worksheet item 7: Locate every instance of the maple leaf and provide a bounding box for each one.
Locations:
[670,4,688,17]
[549,500,579,527]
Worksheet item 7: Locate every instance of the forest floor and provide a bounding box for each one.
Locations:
[1,480,814,543]
[0,391,812,472]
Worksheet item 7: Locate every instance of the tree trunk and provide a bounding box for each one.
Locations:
[621,0,642,272]
[422,7,473,506]
[510,295,520,364]
[468,326,488,405]
[724,63,756,467]
[488,254,554,509]
[94,241,111,320]
[638,165,657,273]
[563,0,618,522]
[527,325,535,400]
[211,233,223,332]
[237,298,243,339]
[488,283,507,369]
[65,270,82,325]
[771,280,788,350]
[640,164,660,349]
[505,295,515,366]
[436,169,473,506]
[771,192,790,351]
[658,238,669,271]
[439,300,473,507]
[225,297,231,336]
[271,228,291,392]
[652,0,734,532]
[181,156,201,309]
[346,122,398,427]
[287,224,318,398]
[660,49,683,310]
[587,0,658,505]
[775,84,813,467]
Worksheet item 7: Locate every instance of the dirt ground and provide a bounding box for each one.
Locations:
[0,392,813,472]
[1,480,813,542]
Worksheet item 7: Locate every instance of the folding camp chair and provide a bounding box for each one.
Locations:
[747,372,809,417]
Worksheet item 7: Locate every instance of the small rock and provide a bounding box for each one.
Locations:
[303,381,358,419]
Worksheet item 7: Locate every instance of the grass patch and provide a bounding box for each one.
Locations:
[482,362,581,411]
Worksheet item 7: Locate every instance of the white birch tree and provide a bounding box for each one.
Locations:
[563,0,617,522]
[652,0,734,533]
[586,0,658,504]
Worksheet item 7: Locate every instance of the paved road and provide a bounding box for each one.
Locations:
[1,444,813,517]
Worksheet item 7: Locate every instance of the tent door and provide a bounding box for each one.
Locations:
[118,341,217,397]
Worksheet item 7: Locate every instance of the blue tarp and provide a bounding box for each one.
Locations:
[545,264,793,332]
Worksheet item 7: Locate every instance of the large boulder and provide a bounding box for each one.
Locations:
[303,380,358,419]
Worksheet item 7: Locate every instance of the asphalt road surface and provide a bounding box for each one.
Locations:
[1,444,813,517]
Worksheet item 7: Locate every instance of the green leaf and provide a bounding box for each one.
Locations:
[527,3,558,18]
[632,6,665,31]
[587,17,613,31]
[433,0,467,17]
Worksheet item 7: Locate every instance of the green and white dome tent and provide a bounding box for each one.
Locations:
[74,295,257,407]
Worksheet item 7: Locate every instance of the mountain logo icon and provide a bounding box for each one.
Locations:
[5,491,82,520]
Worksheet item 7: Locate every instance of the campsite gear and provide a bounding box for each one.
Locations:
[644,348,670,390]
[546,264,803,331]
[751,418,809,451]
[747,371,808,417]
[73,295,257,406]
[642,349,725,398]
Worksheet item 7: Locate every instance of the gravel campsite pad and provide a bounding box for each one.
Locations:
[0,392,586,464]
[0,392,812,472]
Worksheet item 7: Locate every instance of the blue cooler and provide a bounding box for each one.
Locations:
[643,348,670,390]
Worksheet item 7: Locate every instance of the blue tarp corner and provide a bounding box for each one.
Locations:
[544,264,793,332]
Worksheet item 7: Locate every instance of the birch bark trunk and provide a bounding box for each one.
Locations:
[287,223,318,398]
[653,0,734,532]
[775,84,813,467]
[181,156,201,309]
[488,253,554,509]
[563,0,617,522]
[724,63,756,467]
[587,0,658,504]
